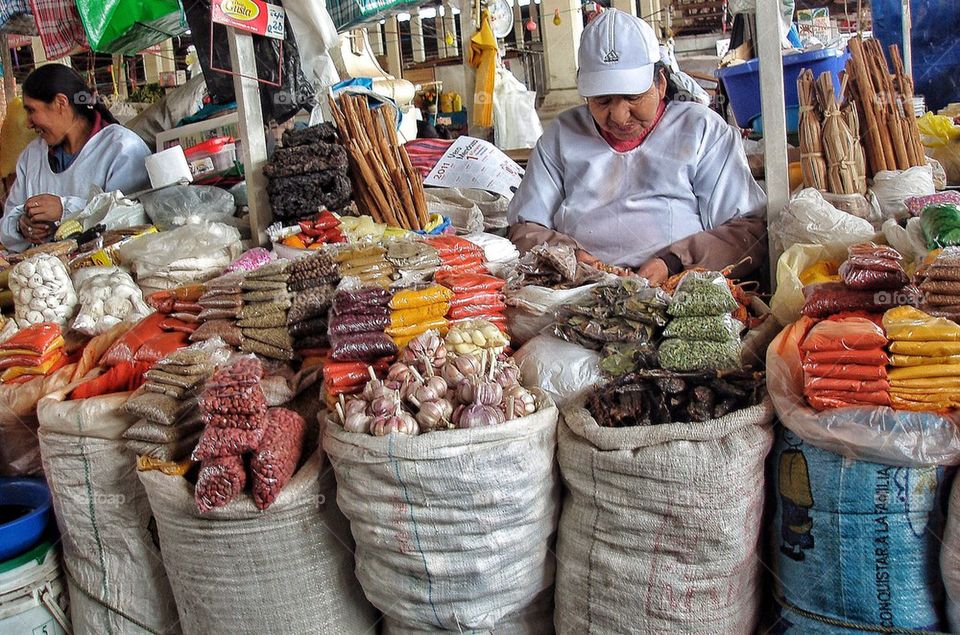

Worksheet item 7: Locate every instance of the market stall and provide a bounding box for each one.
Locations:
[2,0,960,632]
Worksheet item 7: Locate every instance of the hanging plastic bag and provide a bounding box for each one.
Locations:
[183,0,315,124]
[140,185,236,231]
[74,0,187,55]
[28,0,89,60]
[492,67,543,150]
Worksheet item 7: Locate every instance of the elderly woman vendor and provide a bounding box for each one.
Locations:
[1,64,150,252]
[507,9,766,283]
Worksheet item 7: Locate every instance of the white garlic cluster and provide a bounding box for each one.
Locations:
[72,267,153,336]
[9,254,78,328]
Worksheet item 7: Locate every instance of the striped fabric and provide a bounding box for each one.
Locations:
[29,0,88,60]
[404,138,454,178]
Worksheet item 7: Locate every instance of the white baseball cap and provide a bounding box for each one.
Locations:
[577,9,662,98]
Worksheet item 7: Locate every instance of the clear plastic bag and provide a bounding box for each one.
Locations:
[838,261,909,290]
[250,407,307,510]
[663,314,742,342]
[194,455,247,513]
[226,248,272,273]
[140,185,236,231]
[921,203,960,249]
[659,338,742,372]
[124,387,197,425]
[330,332,398,362]
[767,317,960,467]
[329,312,391,335]
[801,282,920,318]
[513,334,602,408]
[882,305,960,342]
[667,271,737,317]
[191,425,264,461]
[119,221,241,280]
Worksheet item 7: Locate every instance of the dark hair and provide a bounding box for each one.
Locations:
[22,64,118,126]
[654,61,682,102]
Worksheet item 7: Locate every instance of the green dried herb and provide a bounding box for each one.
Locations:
[663,315,742,342]
[659,338,742,372]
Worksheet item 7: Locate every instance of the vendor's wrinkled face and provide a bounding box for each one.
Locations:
[22,94,74,146]
[587,73,667,141]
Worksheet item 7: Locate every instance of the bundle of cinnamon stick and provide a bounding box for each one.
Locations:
[845,38,925,178]
[329,94,429,230]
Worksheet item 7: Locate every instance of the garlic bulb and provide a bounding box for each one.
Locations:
[344,412,372,433]
[415,399,453,432]
[371,413,419,436]
[502,384,537,418]
[456,403,505,428]
[370,392,401,417]
[495,361,521,388]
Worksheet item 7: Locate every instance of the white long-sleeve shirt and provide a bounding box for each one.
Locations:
[507,100,766,268]
[1,124,151,252]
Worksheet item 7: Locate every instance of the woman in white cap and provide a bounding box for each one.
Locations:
[507,9,766,283]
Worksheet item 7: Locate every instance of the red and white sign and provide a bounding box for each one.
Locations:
[212,0,285,39]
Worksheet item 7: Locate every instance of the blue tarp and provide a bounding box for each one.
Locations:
[871,0,960,113]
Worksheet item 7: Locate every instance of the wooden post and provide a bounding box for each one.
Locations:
[227,27,270,246]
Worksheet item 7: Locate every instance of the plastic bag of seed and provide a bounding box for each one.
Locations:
[195,455,248,513]
[668,272,737,317]
[192,425,265,461]
[250,408,307,510]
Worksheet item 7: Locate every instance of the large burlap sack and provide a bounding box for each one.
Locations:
[138,447,378,635]
[323,394,560,634]
[556,399,774,634]
[941,475,960,633]
[0,364,75,476]
[38,389,181,634]
[771,427,951,633]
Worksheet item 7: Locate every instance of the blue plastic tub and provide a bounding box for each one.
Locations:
[715,47,850,130]
[0,478,52,562]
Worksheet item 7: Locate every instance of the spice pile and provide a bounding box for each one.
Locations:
[510,243,604,289]
[329,288,397,363]
[238,262,294,361]
[193,273,244,347]
[334,244,396,288]
[587,368,766,426]
[286,251,340,363]
[192,357,307,511]
[0,323,67,383]
[264,123,353,221]
[660,272,742,372]
[800,316,891,410]
[123,349,212,462]
[386,285,452,349]
[554,278,669,375]
[436,272,508,331]
[917,248,960,320]
[280,210,346,250]
[801,245,921,319]
[337,330,536,435]
[883,306,960,411]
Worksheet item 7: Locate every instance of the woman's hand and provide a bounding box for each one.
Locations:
[24,194,63,224]
[635,258,669,285]
[575,248,601,267]
[18,213,52,244]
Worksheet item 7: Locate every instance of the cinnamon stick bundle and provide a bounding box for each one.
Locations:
[328,94,429,230]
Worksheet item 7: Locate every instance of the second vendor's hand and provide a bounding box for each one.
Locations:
[635,258,670,286]
[575,249,602,267]
[24,194,64,224]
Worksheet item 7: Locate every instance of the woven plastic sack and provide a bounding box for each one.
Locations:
[944,478,960,633]
[555,399,774,634]
[0,364,75,477]
[770,428,950,633]
[138,447,378,634]
[38,388,181,634]
[75,0,187,55]
[323,393,560,633]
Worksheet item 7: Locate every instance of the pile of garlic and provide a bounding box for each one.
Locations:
[445,319,509,357]
[9,254,78,328]
[337,330,537,436]
[72,267,153,336]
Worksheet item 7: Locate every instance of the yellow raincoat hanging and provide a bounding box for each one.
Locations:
[469,10,498,127]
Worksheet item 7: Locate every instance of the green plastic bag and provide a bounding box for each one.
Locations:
[76,0,187,55]
[921,203,960,249]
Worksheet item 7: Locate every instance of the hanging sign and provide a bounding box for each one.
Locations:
[211,0,286,39]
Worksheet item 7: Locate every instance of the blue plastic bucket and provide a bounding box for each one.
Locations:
[0,478,52,562]
[716,48,850,129]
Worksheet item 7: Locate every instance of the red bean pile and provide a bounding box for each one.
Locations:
[250,408,307,510]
